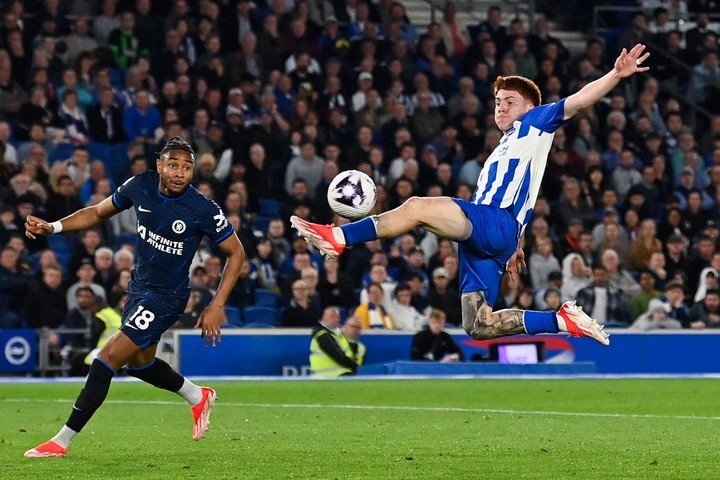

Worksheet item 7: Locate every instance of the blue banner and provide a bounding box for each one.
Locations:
[0,329,37,373]
[175,330,720,376]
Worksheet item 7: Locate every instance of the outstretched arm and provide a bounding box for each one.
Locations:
[564,43,650,120]
[195,233,246,346]
[24,196,120,239]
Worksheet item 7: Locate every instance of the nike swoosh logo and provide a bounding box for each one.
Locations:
[138,206,151,212]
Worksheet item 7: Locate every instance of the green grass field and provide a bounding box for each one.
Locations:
[2,378,720,479]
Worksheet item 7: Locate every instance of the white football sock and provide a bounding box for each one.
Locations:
[556,314,568,332]
[51,425,77,448]
[177,378,203,405]
[331,227,346,245]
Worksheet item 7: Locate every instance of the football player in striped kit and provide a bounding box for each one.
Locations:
[293,44,651,346]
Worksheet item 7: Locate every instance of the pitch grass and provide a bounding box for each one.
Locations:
[2,379,720,479]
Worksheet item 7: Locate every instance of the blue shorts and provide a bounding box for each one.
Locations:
[120,291,188,349]
[452,199,519,306]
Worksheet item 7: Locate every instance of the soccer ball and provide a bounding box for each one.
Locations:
[327,170,377,220]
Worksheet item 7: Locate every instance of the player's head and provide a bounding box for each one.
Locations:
[494,75,541,131]
[157,136,195,195]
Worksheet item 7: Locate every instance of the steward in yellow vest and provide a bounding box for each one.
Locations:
[310,307,360,376]
[84,304,122,365]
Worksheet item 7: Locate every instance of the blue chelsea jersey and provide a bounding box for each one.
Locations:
[112,171,234,296]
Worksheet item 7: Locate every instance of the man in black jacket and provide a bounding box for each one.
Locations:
[87,87,126,144]
[411,309,464,362]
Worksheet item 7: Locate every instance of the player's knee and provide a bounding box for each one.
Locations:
[401,196,424,217]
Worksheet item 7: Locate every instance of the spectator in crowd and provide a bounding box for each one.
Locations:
[342,315,366,368]
[629,298,682,331]
[0,245,27,328]
[355,282,395,329]
[317,256,355,309]
[600,248,642,298]
[87,86,126,144]
[66,259,107,311]
[410,309,464,362]
[123,90,161,143]
[689,288,720,329]
[61,289,102,376]
[561,252,593,301]
[389,282,429,331]
[280,279,323,328]
[310,307,360,376]
[630,219,663,271]
[630,269,664,320]
[576,265,631,326]
[664,281,691,328]
[529,236,561,290]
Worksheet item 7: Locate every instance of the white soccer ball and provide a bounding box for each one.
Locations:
[327,170,377,220]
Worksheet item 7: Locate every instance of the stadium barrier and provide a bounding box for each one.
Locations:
[168,329,720,377]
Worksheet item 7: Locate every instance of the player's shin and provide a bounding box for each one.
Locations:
[125,357,201,405]
[64,358,116,437]
[339,215,377,244]
[522,310,561,334]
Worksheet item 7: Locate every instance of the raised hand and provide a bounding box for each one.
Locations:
[25,215,55,240]
[614,43,651,79]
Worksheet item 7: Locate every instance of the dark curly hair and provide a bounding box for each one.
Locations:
[159,136,195,161]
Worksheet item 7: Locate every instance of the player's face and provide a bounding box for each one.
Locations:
[494,89,534,132]
[157,150,194,196]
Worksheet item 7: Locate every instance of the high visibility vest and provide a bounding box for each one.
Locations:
[341,334,366,366]
[310,328,354,377]
[84,307,122,365]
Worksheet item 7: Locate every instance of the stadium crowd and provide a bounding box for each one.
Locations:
[1,0,720,360]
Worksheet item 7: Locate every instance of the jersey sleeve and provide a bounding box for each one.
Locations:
[199,199,235,244]
[112,174,140,210]
[519,98,568,133]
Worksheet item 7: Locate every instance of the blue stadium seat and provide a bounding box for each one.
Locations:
[49,143,75,163]
[224,306,242,327]
[47,234,73,254]
[252,216,272,234]
[242,306,278,328]
[254,289,279,308]
[107,142,130,183]
[88,142,112,163]
[258,198,280,217]
[338,307,349,322]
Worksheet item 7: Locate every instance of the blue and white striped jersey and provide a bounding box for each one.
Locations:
[472,98,568,228]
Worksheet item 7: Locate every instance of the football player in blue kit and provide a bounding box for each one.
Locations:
[23,137,245,457]
[293,44,651,347]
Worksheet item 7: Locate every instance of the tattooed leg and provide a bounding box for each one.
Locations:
[461,291,526,340]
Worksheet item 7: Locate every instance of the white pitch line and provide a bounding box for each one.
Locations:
[3,398,719,421]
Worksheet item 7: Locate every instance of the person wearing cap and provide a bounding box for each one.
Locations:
[66,258,107,311]
[664,232,689,280]
[293,43,653,346]
[427,266,461,326]
[352,71,376,113]
[23,136,245,457]
[629,298,681,330]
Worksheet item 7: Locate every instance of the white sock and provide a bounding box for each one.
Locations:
[331,227,346,245]
[556,314,568,332]
[177,378,203,405]
[51,425,77,448]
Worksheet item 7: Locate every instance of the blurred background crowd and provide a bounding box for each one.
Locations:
[0,0,719,355]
